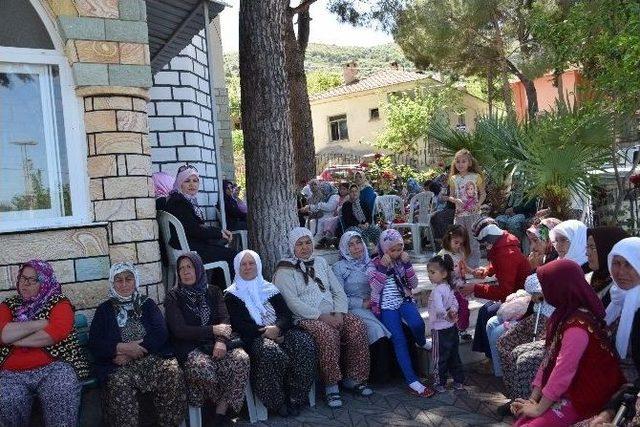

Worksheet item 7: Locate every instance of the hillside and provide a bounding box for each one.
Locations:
[224,43,413,77]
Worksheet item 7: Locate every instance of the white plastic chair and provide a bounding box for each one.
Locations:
[371,195,405,225]
[157,210,231,289]
[392,191,437,254]
[179,384,263,426]
[213,207,248,251]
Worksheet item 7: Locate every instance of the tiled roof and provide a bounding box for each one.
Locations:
[309,69,437,101]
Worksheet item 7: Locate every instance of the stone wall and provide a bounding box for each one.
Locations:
[148,31,221,220]
[0,0,161,316]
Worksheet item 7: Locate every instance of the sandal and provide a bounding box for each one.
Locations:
[350,383,373,397]
[326,392,343,408]
[408,387,435,398]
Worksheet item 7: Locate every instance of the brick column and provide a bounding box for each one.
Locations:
[84,94,163,302]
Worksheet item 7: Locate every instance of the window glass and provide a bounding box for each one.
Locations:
[370,108,380,120]
[0,63,72,223]
[328,114,348,141]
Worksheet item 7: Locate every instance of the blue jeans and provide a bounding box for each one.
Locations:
[380,300,426,384]
[486,315,508,377]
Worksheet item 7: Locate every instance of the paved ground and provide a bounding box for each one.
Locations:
[238,363,513,427]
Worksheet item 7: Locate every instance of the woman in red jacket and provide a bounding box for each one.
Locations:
[459,217,531,361]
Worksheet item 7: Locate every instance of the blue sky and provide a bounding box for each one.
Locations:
[218,0,394,53]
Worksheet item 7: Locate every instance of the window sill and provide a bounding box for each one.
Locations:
[0,221,108,236]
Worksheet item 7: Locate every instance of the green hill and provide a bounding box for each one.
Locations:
[224,43,413,77]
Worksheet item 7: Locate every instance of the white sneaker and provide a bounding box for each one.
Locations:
[419,338,433,351]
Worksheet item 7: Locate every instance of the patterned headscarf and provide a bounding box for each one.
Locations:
[108,262,147,328]
[172,166,205,220]
[14,260,62,322]
[227,250,280,325]
[339,231,370,266]
[175,252,211,326]
[526,217,561,242]
[378,228,404,255]
[319,182,337,203]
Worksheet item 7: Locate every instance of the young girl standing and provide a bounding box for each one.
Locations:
[438,224,473,338]
[368,229,434,398]
[427,254,465,392]
[448,149,486,268]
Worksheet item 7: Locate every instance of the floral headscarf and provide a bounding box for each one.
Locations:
[172,165,205,220]
[175,252,211,326]
[339,231,370,266]
[108,262,147,328]
[14,260,62,322]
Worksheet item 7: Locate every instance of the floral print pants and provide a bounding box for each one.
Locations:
[104,355,186,427]
[249,328,317,410]
[184,348,250,412]
[0,361,80,427]
[298,313,370,386]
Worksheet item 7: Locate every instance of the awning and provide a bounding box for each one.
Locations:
[145,0,228,73]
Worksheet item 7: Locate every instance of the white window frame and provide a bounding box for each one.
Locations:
[0,46,89,232]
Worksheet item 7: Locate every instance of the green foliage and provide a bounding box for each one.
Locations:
[231,130,246,198]
[227,75,241,123]
[532,0,640,115]
[232,129,244,153]
[429,101,612,218]
[362,154,439,194]
[306,71,343,95]
[376,84,462,154]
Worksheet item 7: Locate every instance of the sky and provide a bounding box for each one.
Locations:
[217,0,394,53]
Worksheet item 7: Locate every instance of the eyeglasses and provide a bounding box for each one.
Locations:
[18,275,39,286]
[178,164,198,173]
[552,236,569,245]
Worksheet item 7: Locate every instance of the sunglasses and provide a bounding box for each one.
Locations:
[178,164,198,173]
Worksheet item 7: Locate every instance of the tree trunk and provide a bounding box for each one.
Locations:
[521,76,539,118]
[487,67,494,115]
[500,60,515,119]
[285,10,316,185]
[239,0,298,277]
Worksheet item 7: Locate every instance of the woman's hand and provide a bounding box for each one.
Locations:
[588,410,615,426]
[528,251,544,269]
[116,341,147,359]
[510,398,534,416]
[221,229,233,242]
[333,313,344,328]
[212,341,227,359]
[459,283,475,297]
[447,310,459,323]
[518,401,545,418]
[380,254,392,267]
[113,354,131,366]
[362,298,371,309]
[400,251,410,263]
[260,325,281,340]
[472,268,486,279]
[212,324,232,338]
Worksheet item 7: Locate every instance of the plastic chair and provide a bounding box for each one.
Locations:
[213,207,248,251]
[392,191,437,254]
[372,195,406,225]
[178,383,263,426]
[157,211,231,289]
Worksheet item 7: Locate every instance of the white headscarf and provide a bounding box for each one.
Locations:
[339,230,370,266]
[605,237,640,358]
[227,250,280,325]
[108,262,145,328]
[288,227,314,260]
[524,273,555,318]
[549,219,588,266]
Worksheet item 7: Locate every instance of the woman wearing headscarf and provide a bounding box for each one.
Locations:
[273,227,372,409]
[525,218,561,269]
[0,260,89,426]
[548,219,589,272]
[306,181,341,246]
[225,250,316,417]
[341,184,382,247]
[152,171,175,210]
[510,259,624,426]
[89,263,186,426]
[354,170,377,215]
[164,164,237,286]
[223,180,247,231]
[586,227,628,307]
[165,252,250,426]
[332,231,392,382]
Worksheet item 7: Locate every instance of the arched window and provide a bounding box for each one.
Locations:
[0,0,87,232]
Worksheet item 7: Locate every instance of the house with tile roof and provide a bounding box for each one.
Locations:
[310,62,489,168]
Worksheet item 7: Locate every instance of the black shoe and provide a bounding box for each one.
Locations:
[287,402,301,417]
[213,413,232,427]
[277,403,289,418]
[497,401,512,417]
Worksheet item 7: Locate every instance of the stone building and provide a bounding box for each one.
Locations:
[0,0,234,318]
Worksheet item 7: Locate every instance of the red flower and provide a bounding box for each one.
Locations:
[631,174,640,185]
[374,153,383,160]
[382,171,394,180]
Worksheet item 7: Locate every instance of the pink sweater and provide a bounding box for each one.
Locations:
[428,283,459,331]
[532,327,589,401]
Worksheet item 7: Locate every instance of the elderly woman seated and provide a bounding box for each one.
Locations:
[273,227,372,409]
[165,164,237,286]
[165,252,250,426]
[0,260,89,426]
[88,262,186,426]
[225,250,316,416]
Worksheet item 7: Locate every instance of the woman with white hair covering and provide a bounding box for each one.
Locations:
[225,250,316,417]
[548,219,589,270]
[89,262,186,426]
[273,227,372,409]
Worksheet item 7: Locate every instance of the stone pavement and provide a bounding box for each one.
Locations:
[237,363,514,427]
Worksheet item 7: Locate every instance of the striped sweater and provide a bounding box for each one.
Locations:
[368,256,418,316]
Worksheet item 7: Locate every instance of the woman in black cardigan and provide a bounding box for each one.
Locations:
[225,250,317,417]
[165,252,249,426]
[89,262,186,426]
[164,165,237,286]
[341,184,381,247]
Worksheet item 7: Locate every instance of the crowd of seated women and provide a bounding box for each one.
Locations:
[4,164,640,427]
